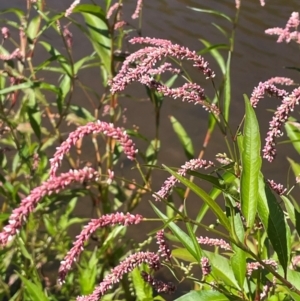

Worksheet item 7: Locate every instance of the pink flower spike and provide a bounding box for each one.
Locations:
[141,271,175,294]
[0,167,99,246]
[250,81,288,108]
[0,49,22,61]
[49,121,138,177]
[106,3,122,19]
[156,230,171,261]
[267,179,287,195]
[65,0,80,17]
[131,0,143,19]
[109,37,215,95]
[58,212,143,283]
[201,257,211,276]
[153,159,214,201]
[1,27,10,39]
[247,259,277,276]
[263,87,300,162]
[76,252,160,301]
[197,236,232,251]
[265,12,300,44]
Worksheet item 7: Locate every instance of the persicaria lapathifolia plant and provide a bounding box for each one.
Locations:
[2,2,300,301]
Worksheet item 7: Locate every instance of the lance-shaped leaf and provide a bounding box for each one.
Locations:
[162,165,231,231]
[258,174,290,274]
[240,95,261,229]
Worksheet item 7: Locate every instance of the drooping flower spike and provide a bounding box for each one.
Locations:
[58,213,143,283]
[0,167,99,246]
[109,37,218,114]
[49,120,138,178]
[76,252,160,301]
[250,78,298,162]
[153,159,214,201]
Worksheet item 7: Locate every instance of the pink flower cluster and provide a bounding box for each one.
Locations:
[0,49,22,61]
[156,230,172,261]
[131,0,143,19]
[0,167,99,246]
[153,159,214,201]
[65,0,80,17]
[197,236,232,251]
[247,259,277,276]
[250,77,293,108]
[251,78,299,162]
[109,37,218,114]
[58,212,143,284]
[141,271,175,294]
[1,27,9,39]
[267,179,287,195]
[49,120,138,177]
[77,252,160,301]
[201,257,211,276]
[265,12,300,44]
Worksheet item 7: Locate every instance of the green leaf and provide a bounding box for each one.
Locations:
[0,82,34,95]
[172,248,197,262]
[150,203,201,262]
[17,273,48,301]
[205,251,240,289]
[281,195,296,226]
[170,116,194,160]
[145,139,160,166]
[188,7,232,23]
[175,290,230,301]
[162,165,231,231]
[285,121,300,155]
[27,15,41,42]
[78,248,98,294]
[73,4,111,84]
[287,157,300,177]
[230,213,246,288]
[258,175,290,273]
[198,39,227,75]
[39,41,72,76]
[131,266,153,300]
[240,95,261,228]
[193,172,236,232]
[224,52,231,122]
[27,107,41,140]
[0,8,24,20]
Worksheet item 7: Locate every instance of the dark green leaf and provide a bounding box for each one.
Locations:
[258,175,290,274]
